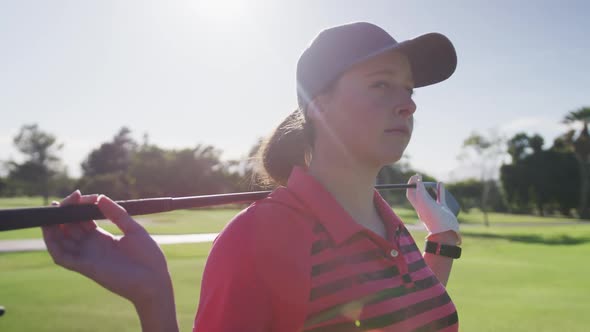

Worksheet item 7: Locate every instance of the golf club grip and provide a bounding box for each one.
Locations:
[0,183,442,232]
[0,190,286,231]
[0,198,174,231]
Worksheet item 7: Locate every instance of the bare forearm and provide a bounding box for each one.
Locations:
[423,231,460,286]
[134,284,179,332]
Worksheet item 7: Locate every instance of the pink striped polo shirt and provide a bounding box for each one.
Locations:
[194,166,458,331]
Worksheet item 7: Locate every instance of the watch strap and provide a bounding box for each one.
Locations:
[425,241,462,259]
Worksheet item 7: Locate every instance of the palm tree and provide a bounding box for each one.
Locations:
[562,107,590,219]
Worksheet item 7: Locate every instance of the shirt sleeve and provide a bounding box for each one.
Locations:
[193,208,274,331]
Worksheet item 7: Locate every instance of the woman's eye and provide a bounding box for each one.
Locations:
[371,81,390,89]
[371,81,414,96]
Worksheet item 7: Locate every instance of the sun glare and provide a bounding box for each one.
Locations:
[189,0,252,21]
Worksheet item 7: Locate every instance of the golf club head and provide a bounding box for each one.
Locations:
[443,189,461,217]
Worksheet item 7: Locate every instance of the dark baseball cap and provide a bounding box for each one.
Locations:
[296,22,457,110]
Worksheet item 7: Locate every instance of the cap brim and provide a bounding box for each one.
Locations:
[395,33,457,88]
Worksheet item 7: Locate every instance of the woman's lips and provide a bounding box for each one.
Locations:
[384,127,409,135]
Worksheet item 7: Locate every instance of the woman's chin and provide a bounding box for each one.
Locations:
[376,152,404,167]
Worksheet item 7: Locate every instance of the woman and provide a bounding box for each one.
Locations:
[43,22,461,331]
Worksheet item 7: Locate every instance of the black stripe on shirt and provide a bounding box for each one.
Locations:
[400,242,420,254]
[312,222,326,234]
[311,244,424,278]
[311,249,384,276]
[305,292,452,332]
[311,239,333,255]
[310,265,400,301]
[310,232,368,255]
[304,275,440,327]
[408,258,427,272]
[399,226,412,237]
[310,257,428,301]
[411,311,459,332]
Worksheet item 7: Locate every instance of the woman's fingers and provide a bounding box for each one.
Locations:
[53,190,81,238]
[60,237,80,253]
[60,190,81,206]
[97,195,144,235]
[62,223,85,241]
[407,174,421,185]
[42,224,77,270]
[42,202,68,250]
[77,194,99,232]
[42,224,62,257]
[58,193,100,240]
[43,191,99,267]
[406,174,421,201]
[414,175,432,202]
[79,194,99,204]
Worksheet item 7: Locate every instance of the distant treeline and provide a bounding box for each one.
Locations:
[0,126,261,202]
[1,106,589,220]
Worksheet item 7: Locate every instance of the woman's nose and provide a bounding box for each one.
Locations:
[395,97,416,118]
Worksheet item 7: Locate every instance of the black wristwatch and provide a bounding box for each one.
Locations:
[425,241,462,259]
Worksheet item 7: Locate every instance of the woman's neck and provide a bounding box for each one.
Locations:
[307,151,381,224]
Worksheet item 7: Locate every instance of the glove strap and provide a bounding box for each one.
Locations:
[425,241,462,259]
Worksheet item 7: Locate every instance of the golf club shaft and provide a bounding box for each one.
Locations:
[0,183,434,232]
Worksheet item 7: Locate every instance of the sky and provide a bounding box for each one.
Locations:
[1,0,589,181]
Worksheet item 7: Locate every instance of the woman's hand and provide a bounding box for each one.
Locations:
[406,174,461,244]
[41,190,173,305]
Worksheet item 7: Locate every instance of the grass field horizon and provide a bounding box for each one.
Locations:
[1,197,589,331]
[1,225,589,331]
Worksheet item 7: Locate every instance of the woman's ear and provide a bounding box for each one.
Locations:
[307,93,331,119]
[306,98,323,121]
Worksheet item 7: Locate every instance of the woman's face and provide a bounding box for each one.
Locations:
[311,50,416,168]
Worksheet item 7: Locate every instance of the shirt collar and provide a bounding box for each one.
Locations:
[286,166,402,245]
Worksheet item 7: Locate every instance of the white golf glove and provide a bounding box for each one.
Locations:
[406,174,461,244]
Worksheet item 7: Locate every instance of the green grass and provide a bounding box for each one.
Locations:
[0,242,211,332]
[457,208,579,225]
[450,225,590,331]
[1,225,590,331]
[0,196,62,208]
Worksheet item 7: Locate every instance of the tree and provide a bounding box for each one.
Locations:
[459,130,506,226]
[0,176,6,196]
[235,138,265,191]
[503,132,539,213]
[507,132,532,163]
[127,143,233,198]
[78,126,245,199]
[446,179,507,214]
[161,145,227,196]
[529,134,544,154]
[500,163,531,213]
[127,144,168,198]
[7,124,63,204]
[562,107,590,219]
[542,149,579,216]
[81,127,137,177]
[77,173,133,200]
[78,127,137,199]
[501,132,580,217]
